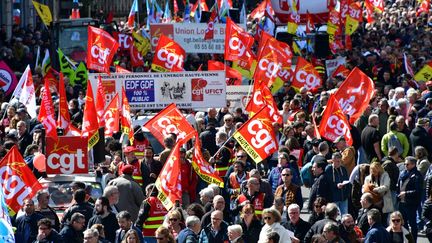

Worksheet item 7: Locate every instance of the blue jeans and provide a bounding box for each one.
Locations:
[336,200,348,215]
[399,202,418,241]
[144,237,157,243]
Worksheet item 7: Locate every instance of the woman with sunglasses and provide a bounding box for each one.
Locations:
[239,203,262,243]
[386,211,414,243]
[155,226,175,243]
[164,210,185,240]
[258,208,293,243]
[308,197,327,226]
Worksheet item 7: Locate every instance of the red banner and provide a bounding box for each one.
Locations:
[334,67,375,124]
[233,106,278,163]
[143,103,197,145]
[57,73,70,133]
[245,81,282,124]
[191,136,224,187]
[151,34,185,72]
[87,26,119,73]
[306,11,315,33]
[115,66,131,73]
[292,57,322,92]
[121,87,134,145]
[0,146,42,215]
[155,141,184,210]
[38,77,58,141]
[224,18,254,67]
[318,95,353,145]
[208,60,242,85]
[45,136,88,174]
[104,93,120,137]
[332,64,350,78]
[82,81,100,149]
[96,75,106,127]
[112,32,133,51]
[204,8,218,40]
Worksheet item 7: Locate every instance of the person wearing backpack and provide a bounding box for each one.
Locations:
[381,122,409,158]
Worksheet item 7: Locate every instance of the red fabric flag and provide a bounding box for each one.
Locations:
[318,95,353,145]
[364,1,375,23]
[306,11,315,33]
[417,0,430,16]
[82,81,100,149]
[204,7,218,40]
[191,136,224,187]
[331,65,350,78]
[199,0,209,11]
[106,11,114,23]
[151,35,186,72]
[96,75,106,127]
[245,81,283,124]
[143,103,196,145]
[57,73,70,133]
[87,26,119,73]
[224,18,255,67]
[291,57,322,92]
[121,87,134,145]
[174,0,179,14]
[43,68,58,93]
[38,77,58,141]
[115,65,131,73]
[103,93,120,137]
[334,67,375,124]
[0,146,43,215]
[66,124,82,136]
[208,60,242,85]
[345,34,352,50]
[130,44,144,67]
[155,141,184,210]
[249,1,266,20]
[233,105,278,163]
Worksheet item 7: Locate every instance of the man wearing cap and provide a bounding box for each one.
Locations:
[108,164,144,222]
[117,146,146,191]
[409,118,432,157]
[334,136,356,175]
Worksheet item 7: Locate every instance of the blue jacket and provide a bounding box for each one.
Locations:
[199,222,228,243]
[397,167,423,206]
[14,212,45,243]
[268,162,301,193]
[364,223,390,243]
[177,227,199,243]
[325,164,351,202]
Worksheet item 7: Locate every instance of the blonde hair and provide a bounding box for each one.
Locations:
[155,226,175,243]
[389,211,405,227]
[369,162,384,177]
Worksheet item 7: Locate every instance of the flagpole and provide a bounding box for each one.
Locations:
[137,0,140,28]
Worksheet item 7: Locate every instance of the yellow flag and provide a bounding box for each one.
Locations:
[414,62,432,82]
[32,1,52,26]
[132,31,151,56]
[292,41,301,55]
[345,15,359,36]
[287,22,298,35]
[232,60,257,80]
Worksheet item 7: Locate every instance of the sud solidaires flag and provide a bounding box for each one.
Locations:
[245,81,283,124]
[0,146,42,215]
[57,73,70,133]
[191,135,224,187]
[38,77,58,141]
[233,105,278,163]
[224,18,254,68]
[82,81,100,149]
[291,57,322,92]
[96,76,106,127]
[143,103,197,145]
[318,95,353,145]
[87,26,119,73]
[156,141,184,210]
[104,93,120,137]
[151,35,185,72]
[334,67,375,124]
[204,7,218,40]
[128,0,139,28]
[207,60,242,85]
[121,87,134,145]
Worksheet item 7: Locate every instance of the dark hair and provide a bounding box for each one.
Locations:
[186,203,205,220]
[367,208,381,224]
[74,189,86,203]
[97,196,110,210]
[37,218,52,228]
[71,212,85,223]
[116,211,132,221]
[267,232,280,242]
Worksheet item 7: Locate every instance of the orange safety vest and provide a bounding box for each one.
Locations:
[142,196,167,237]
[214,146,233,177]
[237,192,265,217]
[229,172,249,189]
[119,161,144,186]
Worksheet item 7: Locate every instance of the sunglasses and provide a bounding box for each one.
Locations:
[392,219,401,223]
[156,237,165,240]
[281,174,291,176]
[236,155,246,158]
[264,217,272,220]
[314,204,322,208]
[169,218,178,222]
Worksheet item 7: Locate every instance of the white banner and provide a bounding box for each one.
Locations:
[226,85,252,112]
[150,23,245,54]
[325,57,346,77]
[89,71,226,109]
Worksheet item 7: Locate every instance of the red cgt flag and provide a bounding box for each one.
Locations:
[121,87,134,145]
[96,75,106,127]
[191,136,224,187]
[332,64,350,78]
[208,60,242,85]
[152,35,185,72]
[245,81,282,124]
[249,0,266,20]
[334,67,375,124]
[115,65,131,73]
[38,77,58,141]
[155,141,184,210]
[233,105,278,163]
[0,146,43,215]
[87,26,119,73]
[318,95,353,145]
[104,93,120,137]
[143,103,197,145]
[82,81,100,149]
[306,11,315,33]
[224,18,255,68]
[291,57,322,92]
[57,73,70,133]
[204,7,218,40]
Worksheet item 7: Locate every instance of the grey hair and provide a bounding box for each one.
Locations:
[227,224,243,235]
[103,185,119,197]
[83,228,99,238]
[199,187,214,199]
[186,216,201,228]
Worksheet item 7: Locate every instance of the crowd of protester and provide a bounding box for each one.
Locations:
[1,0,432,242]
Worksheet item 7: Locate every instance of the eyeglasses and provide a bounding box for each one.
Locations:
[392,219,401,223]
[225,119,233,122]
[264,217,273,220]
[236,155,245,158]
[281,174,291,176]
[39,227,49,230]
[278,157,287,160]
[169,218,178,222]
[314,204,322,208]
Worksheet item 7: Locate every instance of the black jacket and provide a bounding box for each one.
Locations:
[283,218,311,243]
[308,173,332,211]
[59,223,83,243]
[240,219,262,243]
[304,218,338,243]
[61,202,94,227]
[410,126,432,159]
[32,229,63,243]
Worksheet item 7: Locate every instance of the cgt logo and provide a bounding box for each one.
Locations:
[247,119,277,153]
[0,166,32,205]
[191,78,207,101]
[47,149,86,174]
[46,137,88,175]
[91,45,111,65]
[156,117,187,141]
[295,69,320,89]
[156,48,184,70]
[327,115,352,140]
[258,58,282,79]
[228,36,247,57]
[150,25,174,48]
